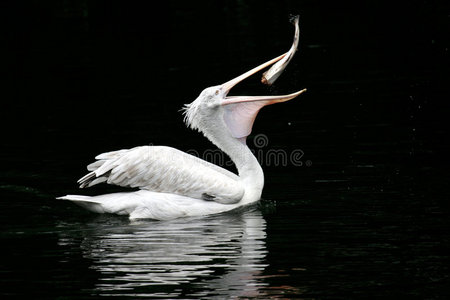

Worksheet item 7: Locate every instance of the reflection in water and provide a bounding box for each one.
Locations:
[59,207,269,298]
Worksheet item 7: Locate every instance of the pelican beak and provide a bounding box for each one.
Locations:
[220,54,306,106]
[221,89,307,106]
[221,54,285,95]
[218,54,307,139]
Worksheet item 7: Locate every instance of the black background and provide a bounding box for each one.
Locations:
[3,0,449,157]
[2,0,450,205]
[2,0,450,298]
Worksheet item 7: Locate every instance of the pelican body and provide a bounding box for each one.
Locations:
[59,50,306,220]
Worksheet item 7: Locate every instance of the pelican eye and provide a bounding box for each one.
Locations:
[215,90,219,95]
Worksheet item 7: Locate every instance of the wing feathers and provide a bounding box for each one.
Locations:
[87,160,104,171]
[78,146,244,204]
[78,172,96,188]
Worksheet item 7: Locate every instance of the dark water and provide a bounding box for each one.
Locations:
[2,1,450,298]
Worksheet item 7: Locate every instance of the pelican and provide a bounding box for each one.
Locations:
[59,52,306,220]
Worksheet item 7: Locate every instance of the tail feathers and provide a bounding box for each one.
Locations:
[57,195,94,201]
[57,195,106,214]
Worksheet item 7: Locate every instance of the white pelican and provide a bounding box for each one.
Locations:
[58,52,306,220]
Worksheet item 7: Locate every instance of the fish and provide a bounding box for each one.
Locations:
[262,15,300,86]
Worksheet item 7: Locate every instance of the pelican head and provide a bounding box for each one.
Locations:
[183,54,306,142]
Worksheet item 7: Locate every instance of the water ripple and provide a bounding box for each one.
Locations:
[58,209,268,298]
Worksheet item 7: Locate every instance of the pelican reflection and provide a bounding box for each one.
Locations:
[59,208,269,298]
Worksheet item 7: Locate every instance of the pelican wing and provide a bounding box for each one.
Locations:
[78,146,244,204]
